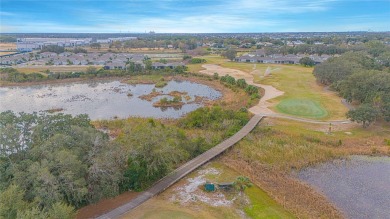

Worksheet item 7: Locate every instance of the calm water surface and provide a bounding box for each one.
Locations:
[0,80,221,119]
[298,155,390,219]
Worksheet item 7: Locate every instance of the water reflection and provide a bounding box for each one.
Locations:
[298,156,390,219]
[0,80,221,120]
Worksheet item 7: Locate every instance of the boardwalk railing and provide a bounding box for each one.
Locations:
[97,114,263,219]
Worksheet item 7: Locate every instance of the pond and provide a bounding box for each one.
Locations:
[0,80,222,119]
[297,155,390,219]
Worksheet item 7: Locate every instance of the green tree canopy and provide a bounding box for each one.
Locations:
[347,104,380,128]
[118,120,187,191]
[40,45,64,54]
[222,49,237,61]
[299,57,315,67]
[0,112,124,211]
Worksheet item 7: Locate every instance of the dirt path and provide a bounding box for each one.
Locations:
[200,64,284,115]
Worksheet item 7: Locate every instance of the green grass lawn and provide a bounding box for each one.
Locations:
[244,187,295,219]
[198,56,347,120]
[276,98,328,119]
[188,56,347,119]
[205,162,295,219]
[253,64,348,120]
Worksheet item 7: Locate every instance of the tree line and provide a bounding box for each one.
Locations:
[0,64,187,83]
[109,38,198,52]
[262,40,390,57]
[313,44,390,127]
[40,45,88,54]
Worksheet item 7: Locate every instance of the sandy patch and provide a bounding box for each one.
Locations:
[200,64,284,115]
[169,167,235,207]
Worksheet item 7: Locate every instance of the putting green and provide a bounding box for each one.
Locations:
[276,99,328,119]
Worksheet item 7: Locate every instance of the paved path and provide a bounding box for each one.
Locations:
[97,115,263,219]
[201,64,351,124]
[199,64,285,115]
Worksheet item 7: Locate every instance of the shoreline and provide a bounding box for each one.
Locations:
[0,76,128,87]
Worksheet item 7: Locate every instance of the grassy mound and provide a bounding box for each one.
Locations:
[276,98,328,119]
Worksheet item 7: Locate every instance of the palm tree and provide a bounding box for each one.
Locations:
[233,176,252,192]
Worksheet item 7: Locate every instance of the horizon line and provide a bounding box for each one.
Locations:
[2,31,390,34]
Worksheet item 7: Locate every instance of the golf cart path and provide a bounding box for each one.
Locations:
[200,64,284,115]
[200,64,351,124]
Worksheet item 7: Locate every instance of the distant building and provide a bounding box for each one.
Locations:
[107,37,137,43]
[16,38,92,51]
[152,62,185,70]
[16,43,37,52]
[235,51,329,65]
[96,39,111,44]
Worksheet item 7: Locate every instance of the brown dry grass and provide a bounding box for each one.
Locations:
[217,116,389,219]
[0,51,17,56]
[139,91,163,101]
[268,117,390,156]
[0,43,16,50]
[175,75,258,111]
[220,156,344,219]
[0,76,125,87]
[76,191,141,219]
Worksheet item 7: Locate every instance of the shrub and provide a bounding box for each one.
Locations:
[155,81,168,88]
[179,106,249,137]
[190,58,206,64]
[236,79,248,88]
[245,85,258,95]
[220,74,236,85]
[183,55,192,60]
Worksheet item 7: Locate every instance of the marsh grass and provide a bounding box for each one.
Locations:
[125,74,164,84]
[234,126,343,171]
[155,79,168,88]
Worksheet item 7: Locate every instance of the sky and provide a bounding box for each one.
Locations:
[1,0,389,33]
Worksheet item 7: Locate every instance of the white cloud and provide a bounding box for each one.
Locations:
[226,0,339,13]
[1,0,388,33]
[0,11,17,16]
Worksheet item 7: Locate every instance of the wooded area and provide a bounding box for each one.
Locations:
[0,106,249,218]
[313,41,390,127]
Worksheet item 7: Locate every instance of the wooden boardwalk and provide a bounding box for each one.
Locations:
[97,115,263,219]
